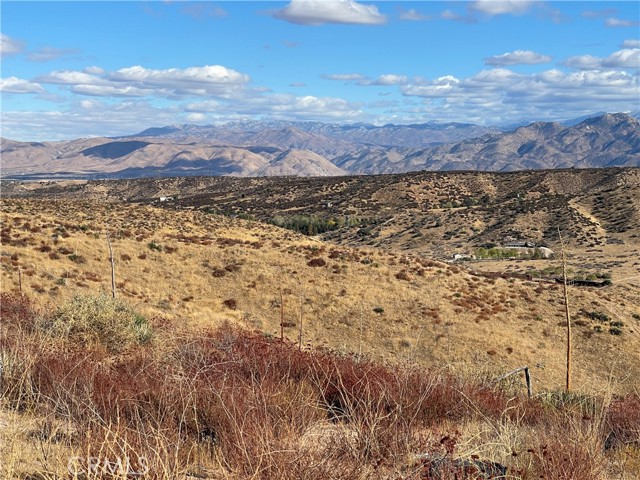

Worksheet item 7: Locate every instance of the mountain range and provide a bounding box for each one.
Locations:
[1,113,638,179]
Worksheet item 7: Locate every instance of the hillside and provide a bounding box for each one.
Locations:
[2,113,638,179]
[6,167,638,254]
[2,170,639,478]
[1,195,639,396]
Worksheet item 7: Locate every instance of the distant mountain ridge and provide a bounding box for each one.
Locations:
[132,119,497,148]
[1,113,638,179]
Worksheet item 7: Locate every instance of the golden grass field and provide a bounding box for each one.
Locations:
[2,197,638,396]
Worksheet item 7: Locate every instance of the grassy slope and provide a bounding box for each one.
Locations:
[1,198,639,396]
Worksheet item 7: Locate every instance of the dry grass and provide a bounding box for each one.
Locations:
[1,198,639,397]
[1,293,638,479]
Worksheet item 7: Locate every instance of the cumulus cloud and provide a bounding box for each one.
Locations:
[274,0,386,25]
[185,93,362,121]
[0,76,45,94]
[471,0,535,16]
[622,39,640,48]
[485,50,552,66]
[602,49,640,68]
[109,65,249,88]
[36,70,107,86]
[1,34,25,57]
[185,112,208,122]
[605,17,640,28]
[563,49,640,70]
[26,46,80,62]
[562,55,602,70]
[399,66,638,125]
[36,65,250,99]
[364,74,409,86]
[70,84,150,97]
[399,9,430,21]
[401,75,461,97]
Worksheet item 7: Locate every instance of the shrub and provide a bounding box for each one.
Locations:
[307,258,327,267]
[583,310,611,322]
[147,241,162,252]
[605,395,640,449]
[223,299,238,310]
[395,270,411,281]
[0,292,37,330]
[38,294,153,352]
[68,253,87,264]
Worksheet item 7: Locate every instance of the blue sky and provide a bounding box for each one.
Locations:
[1,1,639,140]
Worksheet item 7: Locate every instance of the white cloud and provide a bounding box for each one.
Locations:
[622,39,640,48]
[290,82,306,87]
[399,9,430,21]
[37,70,107,85]
[1,93,360,141]
[471,0,535,16]
[322,73,408,86]
[79,99,103,110]
[366,74,408,86]
[400,66,639,125]
[562,55,602,70]
[1,101,182,141]
[401,75,461,97]
[1,34,25,57]
[563,49,640,70]
[109,65,249,90]
[183,100,220,112]
[186,93,362,121]
[36,65,250,99]
[0,77,45,94]
[602,49,640,69]
[71,84,150,97]
[26,46,80,62]
[485,50,552,66]
[274,0,386,26]
[84,66,105,75]
[322,73,367,81]
[605,17,640,28]
[185,112,208,122]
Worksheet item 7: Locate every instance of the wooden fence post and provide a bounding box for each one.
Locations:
[280,287,284,341]
[494,366,533,398]
[558,228,572,393]
[106,233,116,299]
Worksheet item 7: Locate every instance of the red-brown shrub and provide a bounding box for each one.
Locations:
[605,395,640,448]
[307,257,327,267]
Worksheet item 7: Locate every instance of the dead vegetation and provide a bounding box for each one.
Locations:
[1,293,639,479]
